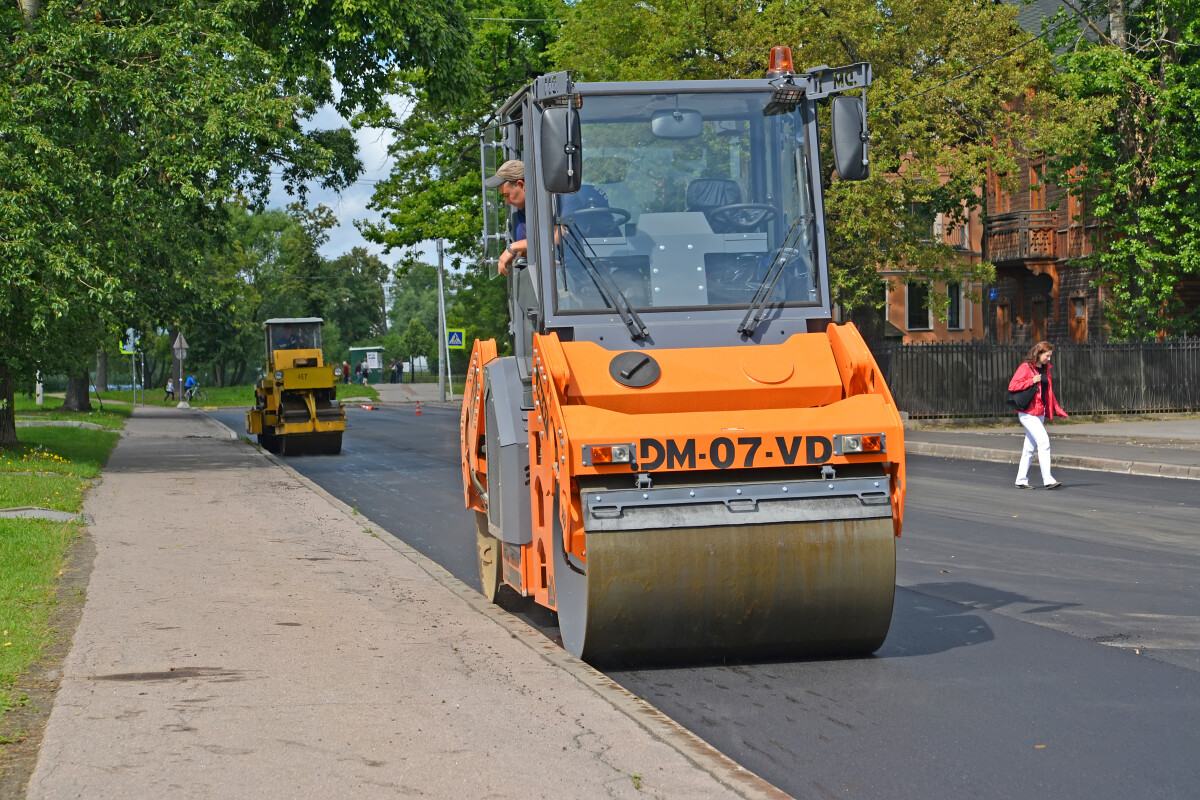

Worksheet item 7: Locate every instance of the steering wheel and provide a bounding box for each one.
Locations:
[708,203,778,232]
[564,206,632,232]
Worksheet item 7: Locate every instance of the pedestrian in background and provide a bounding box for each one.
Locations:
[164,378,175,402]
[342,361,351,384]
[1009,340,1069,489]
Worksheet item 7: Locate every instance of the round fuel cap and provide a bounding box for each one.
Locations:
[609,351,661,388]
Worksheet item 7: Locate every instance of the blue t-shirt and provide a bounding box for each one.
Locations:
[185,376,198,389]
[513,208,526,243]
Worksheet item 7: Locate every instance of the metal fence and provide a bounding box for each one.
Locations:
[869,340,1200,418]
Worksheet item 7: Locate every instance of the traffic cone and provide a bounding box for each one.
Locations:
[415,401,422,416]
[360,403,374,410]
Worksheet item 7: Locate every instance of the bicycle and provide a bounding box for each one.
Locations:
[184,386,208,403]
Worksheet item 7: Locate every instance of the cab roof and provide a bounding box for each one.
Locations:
[262,318,324,326]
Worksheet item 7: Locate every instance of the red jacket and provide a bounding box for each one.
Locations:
[1008,361,1069,419]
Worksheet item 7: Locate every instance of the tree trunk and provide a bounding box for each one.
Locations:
[18,0,39,24]
[62,372,93,412]
[1108,0,1127,49]
[96,350,109,393]
[0,365,17,449]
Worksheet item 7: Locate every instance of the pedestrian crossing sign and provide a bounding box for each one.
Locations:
[447,328,467,350]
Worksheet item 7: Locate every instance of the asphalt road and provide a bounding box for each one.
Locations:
[211,406,1200,799]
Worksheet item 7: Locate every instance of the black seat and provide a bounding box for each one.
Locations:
[557,185,622,238]
[686,178,741,231]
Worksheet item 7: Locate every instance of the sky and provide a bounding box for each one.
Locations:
[266,99,440,269]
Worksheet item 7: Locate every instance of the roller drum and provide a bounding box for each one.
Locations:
[555,517,896,664]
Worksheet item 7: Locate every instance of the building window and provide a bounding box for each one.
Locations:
[907,282,932,330]
[1031,295,1047,341]
[1029,163,1045,211]
[947,283,963,330]
[991,173,1011,214]
[1067,166,1086,222]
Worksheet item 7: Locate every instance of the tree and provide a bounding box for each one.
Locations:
[0,0,474,446]
[1041,0,1200,338]
[318,248,391,343]
[398,318,437,371]
[364,1,566,354]
[547,0,1096,324]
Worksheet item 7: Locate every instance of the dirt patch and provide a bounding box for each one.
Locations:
[0,527,94,798]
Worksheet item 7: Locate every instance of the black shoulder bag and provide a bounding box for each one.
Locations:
[1005,369,1039,411]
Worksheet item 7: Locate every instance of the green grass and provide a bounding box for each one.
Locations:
[1,427,118,479]
[92,382,380,406]
[13,396,130,430]
[0,474,90,512]
[0,416,122,726]
[0,519,80,718]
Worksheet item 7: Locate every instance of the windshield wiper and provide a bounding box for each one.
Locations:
[560,221,648,341]
[737,213,814,336]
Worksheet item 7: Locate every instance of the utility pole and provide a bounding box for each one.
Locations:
[436,240,448,402]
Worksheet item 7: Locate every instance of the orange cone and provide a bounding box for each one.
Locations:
[415,401,422,416]
[360,403,374,410]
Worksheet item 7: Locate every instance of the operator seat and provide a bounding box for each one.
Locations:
[556,185,623,238]
[686,178,741,233]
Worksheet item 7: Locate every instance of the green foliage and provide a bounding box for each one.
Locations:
[318,248,391,343]
[364,1,567,352]
[398,318,438,365]
[390,261,441,340]
[0,0,476,443]
[1042,1,1200,338]
[548,0,1084,317]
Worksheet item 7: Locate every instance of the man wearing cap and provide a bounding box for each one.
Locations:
[484,159,527,276]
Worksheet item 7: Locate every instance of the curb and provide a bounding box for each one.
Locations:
[906,442,1200,480]
[212,416,789,800]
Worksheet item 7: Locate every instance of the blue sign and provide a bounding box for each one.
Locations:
[989,288,999,300]
[446,329,466,350]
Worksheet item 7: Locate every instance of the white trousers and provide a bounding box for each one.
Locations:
[1016,412,1055,485]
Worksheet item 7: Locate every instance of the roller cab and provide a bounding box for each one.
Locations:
[462,53,904,663]
[247,318,345,456]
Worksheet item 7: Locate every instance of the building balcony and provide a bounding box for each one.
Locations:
[984,210,1057,263]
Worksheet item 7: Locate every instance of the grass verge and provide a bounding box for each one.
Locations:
[0,417,122,734]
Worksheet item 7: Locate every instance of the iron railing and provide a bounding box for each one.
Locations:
[870,340,1200,418]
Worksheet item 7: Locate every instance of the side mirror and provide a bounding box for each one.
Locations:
[651,109,703,139]
[831,96,869,181]
[541,107,582,194]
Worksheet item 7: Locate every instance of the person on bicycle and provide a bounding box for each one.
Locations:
[184,374,199,400]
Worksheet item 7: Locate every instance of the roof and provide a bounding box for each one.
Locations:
[263,317,324,326]
[1006,0,1104,44]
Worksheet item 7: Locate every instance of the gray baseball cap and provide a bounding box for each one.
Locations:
[484,159,524,188]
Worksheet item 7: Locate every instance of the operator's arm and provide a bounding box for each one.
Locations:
[497,238,527,276]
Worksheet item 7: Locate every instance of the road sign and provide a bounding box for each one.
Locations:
[446,328,466,350]
[119,328,138,355]
[172,333,189,359]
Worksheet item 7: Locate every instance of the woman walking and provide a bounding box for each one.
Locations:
[1009,340,1069,489]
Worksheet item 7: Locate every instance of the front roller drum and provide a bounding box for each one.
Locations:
[554,517,896,664]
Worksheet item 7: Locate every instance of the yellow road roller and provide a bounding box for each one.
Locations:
[246,317,345,456]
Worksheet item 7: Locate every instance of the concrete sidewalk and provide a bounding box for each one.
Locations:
[24,407,779,799]
[905,415,1200,480]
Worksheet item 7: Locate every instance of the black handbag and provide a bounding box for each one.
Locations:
[1006,382,1038,411]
